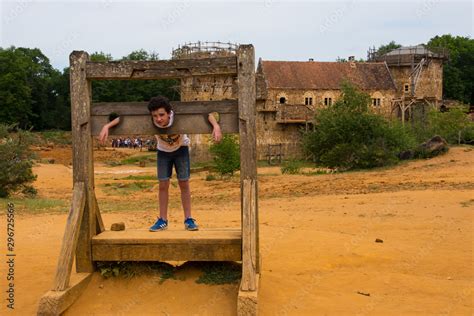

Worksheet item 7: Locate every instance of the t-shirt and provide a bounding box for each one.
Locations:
[153,110,190,152]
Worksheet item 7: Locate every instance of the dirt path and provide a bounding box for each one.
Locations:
[0,147,473,315]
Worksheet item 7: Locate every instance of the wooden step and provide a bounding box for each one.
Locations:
[91,228,242,262]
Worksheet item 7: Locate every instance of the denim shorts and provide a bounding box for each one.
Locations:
[157,146,190,181]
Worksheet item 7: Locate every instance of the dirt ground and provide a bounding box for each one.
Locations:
[0,146,473,315]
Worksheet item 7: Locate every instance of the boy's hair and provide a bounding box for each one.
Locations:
[148,96,172,113]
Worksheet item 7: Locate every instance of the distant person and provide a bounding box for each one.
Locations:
[98,96,222,231]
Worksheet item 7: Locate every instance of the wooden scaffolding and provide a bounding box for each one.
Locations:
[37,45,259,315]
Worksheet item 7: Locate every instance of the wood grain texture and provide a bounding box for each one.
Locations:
[52,182,86,291]
[90,100,238,135]
[70,51,95,273]
[86,57,237,80]
[37,273,92,316]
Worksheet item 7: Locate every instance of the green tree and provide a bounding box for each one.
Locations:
[210,135,240,176]
[428,34,474,104]
[0,46,70,130]
[303,82,416,170]
[90,50,178,103]
[376,40,402,56]
[0,124,37,197]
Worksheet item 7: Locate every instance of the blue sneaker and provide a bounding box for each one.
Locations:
[184,217,199,231]
[149,218,168,232]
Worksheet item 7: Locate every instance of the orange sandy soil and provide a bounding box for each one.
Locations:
[0,146,473,315]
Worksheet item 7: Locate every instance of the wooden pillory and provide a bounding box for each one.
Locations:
[38,45,259,315]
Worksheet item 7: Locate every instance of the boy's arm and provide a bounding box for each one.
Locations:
[208,112,222,143]
[98,115,120,145]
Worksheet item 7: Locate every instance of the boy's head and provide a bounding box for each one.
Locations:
[148,96,172,127]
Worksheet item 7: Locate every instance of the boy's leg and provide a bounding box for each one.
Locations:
[174,146,192,219]
[157,150,173,221]
[159,180,170,220]
[178,180,191,219]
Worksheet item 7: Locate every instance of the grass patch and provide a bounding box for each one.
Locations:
[460,199,474,208]
[97,261,181,283]
[121,175,157,181]
[105,154,156,167]
[195,261,242,285]
[102,181,154,195]
[37,130,72,146]
[0,197,68,214]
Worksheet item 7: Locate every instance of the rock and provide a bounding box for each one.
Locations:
[48,159,55,164]
[416,136,449,158]
[398,150,414,160]
[99,284,104,289]
[375,238,383,243]
[111,222,125,231]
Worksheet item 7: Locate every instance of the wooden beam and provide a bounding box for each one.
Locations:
[53,182,86,291]
[70,51,96,273]
[92,192,105,234]
[85,57,237,80]
[37,273,92,316]
[90,100,239,135]
[240,179,258,291]
[237,45,260,291]
[238,274,259,316]
[91,229,242,261]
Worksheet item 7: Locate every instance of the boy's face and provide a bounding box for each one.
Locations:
[151,108,170,127]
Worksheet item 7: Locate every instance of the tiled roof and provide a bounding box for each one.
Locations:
[260,60,396,91]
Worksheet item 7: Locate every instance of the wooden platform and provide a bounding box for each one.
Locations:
[91,228,242,262]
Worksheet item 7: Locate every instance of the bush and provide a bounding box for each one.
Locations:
[426,106,474,144]
[303,82,416,170]
[281,160,302,174]
[0,124,37,197]
[209,135,240,176]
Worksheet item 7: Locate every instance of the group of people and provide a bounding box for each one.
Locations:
[111,137,146,149]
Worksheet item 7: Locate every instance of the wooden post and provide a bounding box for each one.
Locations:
[237,44,259,285]
[70,51,96,273]
[53,182,86,291]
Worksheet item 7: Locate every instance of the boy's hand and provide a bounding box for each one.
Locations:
[208,112,222,143]
[98,116,120,145]
[98,125,110,145]
[212,124,222,143]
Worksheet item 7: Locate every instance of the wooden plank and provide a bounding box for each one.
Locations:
[52,182,86,291]
[238,274,259,316]
[70,51,95,273]
[92,243,242,262]
[92,228,241,244]
[240,180,257,291]
[92,229,242,261]
[91,113,239,136]
[237,45,260,291]
[90,100,239,135]
[37,273,92,316]
[86,57,237,80]
[92,192,105,234]
[91,100,238,115]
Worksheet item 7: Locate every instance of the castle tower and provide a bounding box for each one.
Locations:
[368,45,448,122]
[172,41,238,161]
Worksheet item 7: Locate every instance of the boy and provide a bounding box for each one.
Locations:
[98,96,222,231]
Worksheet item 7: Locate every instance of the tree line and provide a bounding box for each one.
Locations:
[0,48,178,130]
[0,34,472,131]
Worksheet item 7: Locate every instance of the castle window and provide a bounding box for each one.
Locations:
[404,84,410,93]
[324,97,332,106]
[305,97,313,106]
[372,98,381,106]
[279,97,286,104]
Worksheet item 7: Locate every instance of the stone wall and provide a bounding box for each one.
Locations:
[388,58,443,100]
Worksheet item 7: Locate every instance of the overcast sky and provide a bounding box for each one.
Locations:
[1,0,472,70]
